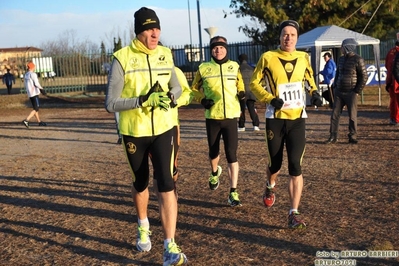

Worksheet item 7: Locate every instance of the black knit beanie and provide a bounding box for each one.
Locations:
[134,7,160,35]
[279,20,299,35]
[210,36,229,64]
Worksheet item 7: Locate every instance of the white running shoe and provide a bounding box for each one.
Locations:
[136,226,152,252]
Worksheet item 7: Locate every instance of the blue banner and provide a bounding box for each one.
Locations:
[366,64,387,86]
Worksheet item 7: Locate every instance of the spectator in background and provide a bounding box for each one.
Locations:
[22,62,47,128]
[237,54,260,132]
[2,68,16,95]
[326,38,367,144]
[385,39,399,126]
[319,52,336,108]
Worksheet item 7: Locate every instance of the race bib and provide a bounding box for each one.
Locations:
[278,81,303,110]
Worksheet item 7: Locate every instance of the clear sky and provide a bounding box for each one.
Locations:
[0,0,253,50]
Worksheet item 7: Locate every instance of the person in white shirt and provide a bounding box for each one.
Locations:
[22,61,47,128]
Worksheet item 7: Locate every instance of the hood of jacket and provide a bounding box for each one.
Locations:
[342,38,358,55]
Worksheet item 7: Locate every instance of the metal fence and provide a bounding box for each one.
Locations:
[9,39,395,99]
[9,52,112,94]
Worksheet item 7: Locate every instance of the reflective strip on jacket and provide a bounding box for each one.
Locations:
[193,59,243,120]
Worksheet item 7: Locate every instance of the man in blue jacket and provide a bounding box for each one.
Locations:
[320,52,336,108]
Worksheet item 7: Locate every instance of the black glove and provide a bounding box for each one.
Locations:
[201,98,214,109]
[270,97,284,109]
[238,91,246,101]
[385,84,391,93]
[167,91,177,108]
[139,81,163,105]
[40,89,47,96]
[311,91,323,107]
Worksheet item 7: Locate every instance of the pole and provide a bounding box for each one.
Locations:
[188,0,193,48]
[188,0,194,81]
[196,0,203,63]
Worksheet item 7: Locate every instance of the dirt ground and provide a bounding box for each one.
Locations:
[1,93,398,266]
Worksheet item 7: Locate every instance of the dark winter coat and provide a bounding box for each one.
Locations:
[334,52,367,93]
[239,60,257,101]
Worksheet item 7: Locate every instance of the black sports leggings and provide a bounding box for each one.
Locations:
[123,128,175,193]
[206,118,238,163]
[265,118,305,176]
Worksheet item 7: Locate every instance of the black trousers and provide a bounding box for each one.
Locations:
[329,90,358,139]
[6,84,13,95]
[238,99,259,128]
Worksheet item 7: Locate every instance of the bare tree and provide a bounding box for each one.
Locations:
[40,29,99,56]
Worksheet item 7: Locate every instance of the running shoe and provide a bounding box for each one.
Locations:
[136,226,152,252]
[163,240,187,266]
[208,165,222,190]
[23,120,29,128]
[253,126,260,131]
[38,121,47,126]
[288,211,307,229]
[238,127,245,132]
[228,191,242,207]
[263,185,275,207]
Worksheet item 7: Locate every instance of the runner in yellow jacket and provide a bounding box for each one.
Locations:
[153,66,193,199]
[105,7,187,265]
[250,20,323,229]
[191,35,245,207]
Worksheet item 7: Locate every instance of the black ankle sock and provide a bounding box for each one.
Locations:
[212,170,218,176]
[230,188,236,193]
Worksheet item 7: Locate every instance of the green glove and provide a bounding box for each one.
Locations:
[142,91,171,111]
[139,81,163,105]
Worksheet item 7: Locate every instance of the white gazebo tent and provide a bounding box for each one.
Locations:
[296,25,382,105]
